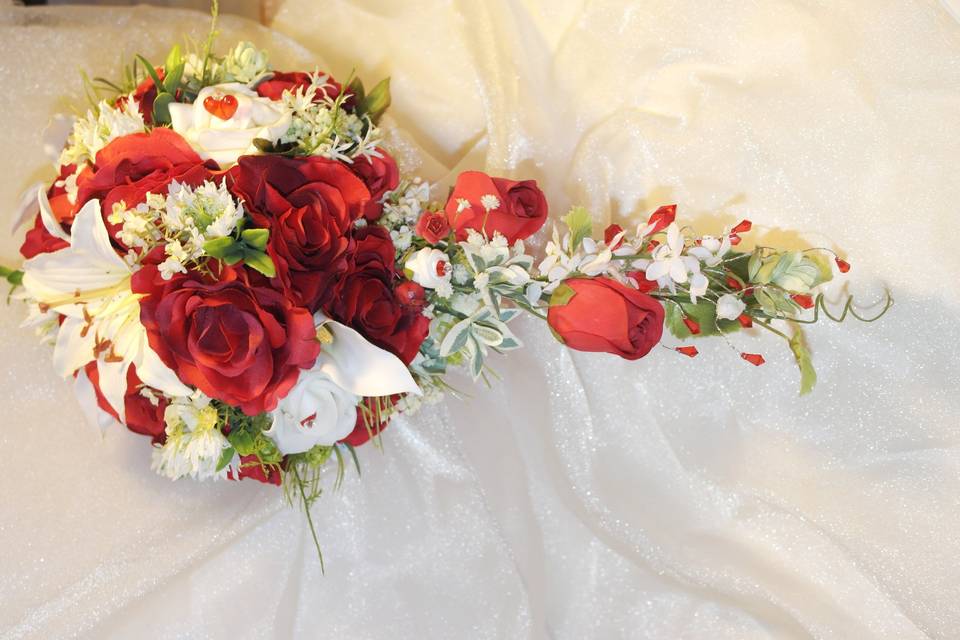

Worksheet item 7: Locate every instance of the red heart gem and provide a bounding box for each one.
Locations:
[202,94,239,120]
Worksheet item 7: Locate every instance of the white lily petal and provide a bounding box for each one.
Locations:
[11,182,45,233]
[52,316,95,378]
[23,199,129,305]
[645,260,669,281]
[74,368,119,436]
[136,339,192,398]
[669,259,689,284]
[316,315,422,397]
[97,358,131,424]
[37,187,71,242]
[667,223,682,253]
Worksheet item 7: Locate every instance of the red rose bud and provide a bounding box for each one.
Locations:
[835,257,851,273]
[725,275,743,291]
[351,148,400,221]
[737,313,753,328]
[791,294,815,309]
[675,346,699,358]
[645,239,660,252]
[415,211,451,244]
[740,352,766,366]
[729,234,742,246]
[396,281,427,310]
[646,204,676,236]
[682,316,701,335]
[547,277,664,360]
[731,219,752,234]
[604,224,625,250]
[443,171,548,243]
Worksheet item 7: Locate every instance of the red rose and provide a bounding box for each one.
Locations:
[84,363,168,444]
[74,129,215,241]
[132,262,320,416]
[228,155,370,311]
[350,224,396,274]
[350,149,399,221]
[415,211,451,244]
[331,268,429,365]
[547,277,664,360]
[443,171,548,244]
[256,71,345,104]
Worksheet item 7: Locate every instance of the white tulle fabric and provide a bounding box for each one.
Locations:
[1,2,959,638]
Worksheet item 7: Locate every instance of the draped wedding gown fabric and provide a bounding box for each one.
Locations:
[1,2,959,638]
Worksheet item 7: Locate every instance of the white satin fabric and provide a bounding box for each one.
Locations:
[2,2,960,639]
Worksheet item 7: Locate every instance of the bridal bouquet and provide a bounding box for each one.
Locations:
[3,9,887,562]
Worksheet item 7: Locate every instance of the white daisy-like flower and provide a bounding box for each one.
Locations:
[59,97,146,167]
[688,234,732,267]
[152,393,228,481]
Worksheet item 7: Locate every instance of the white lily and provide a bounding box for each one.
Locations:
[313,314,422,398]
[21,196,190,422]
[688,234,732,267]
[644,223,706,300]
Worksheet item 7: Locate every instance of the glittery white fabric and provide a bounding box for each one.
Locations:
[2,2,960,638]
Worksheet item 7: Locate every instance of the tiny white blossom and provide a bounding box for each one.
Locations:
[716,293,746,320]
[480,194,501,211]
[152,393,228,481]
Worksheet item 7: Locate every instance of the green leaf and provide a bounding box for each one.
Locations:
[562,206,593,253]
[664,301,740,339]
[439,316,473,357]
[152,92,175,126]
[747,250,762,281]
[468,337,485,380]
[358,77,391,124]
[136,55,163,89]
[164,44,182,74]
[346,76,365,104]
[163,62,184,95]
[227,429,256,456]
[472,324,503,347]
[243,249,276,278]
[203,236,237,258]
[215,447,235,472]
[549,282,577,307]
[789,330,817,395]
[241,228,269,251]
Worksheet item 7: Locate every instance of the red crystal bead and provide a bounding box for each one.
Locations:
[675,346,699,358]
[740,352,765,366]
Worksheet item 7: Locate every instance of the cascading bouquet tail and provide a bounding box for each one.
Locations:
[2,10,888,564]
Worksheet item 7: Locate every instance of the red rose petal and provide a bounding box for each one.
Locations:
[835,257,850,273]
[791,294,815,309]
[675,345,699,358]
[731,219,752,234]
[740,352,765,366]
[682,316,701,335]
[737,313,753,328]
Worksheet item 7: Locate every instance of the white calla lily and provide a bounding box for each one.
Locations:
[314,314,422,398]
[22,197,190,421]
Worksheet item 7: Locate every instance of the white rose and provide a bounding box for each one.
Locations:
[405,248,452,289]
[716,293,746,320]
[264,371,358,455]
[168,83,291,167]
